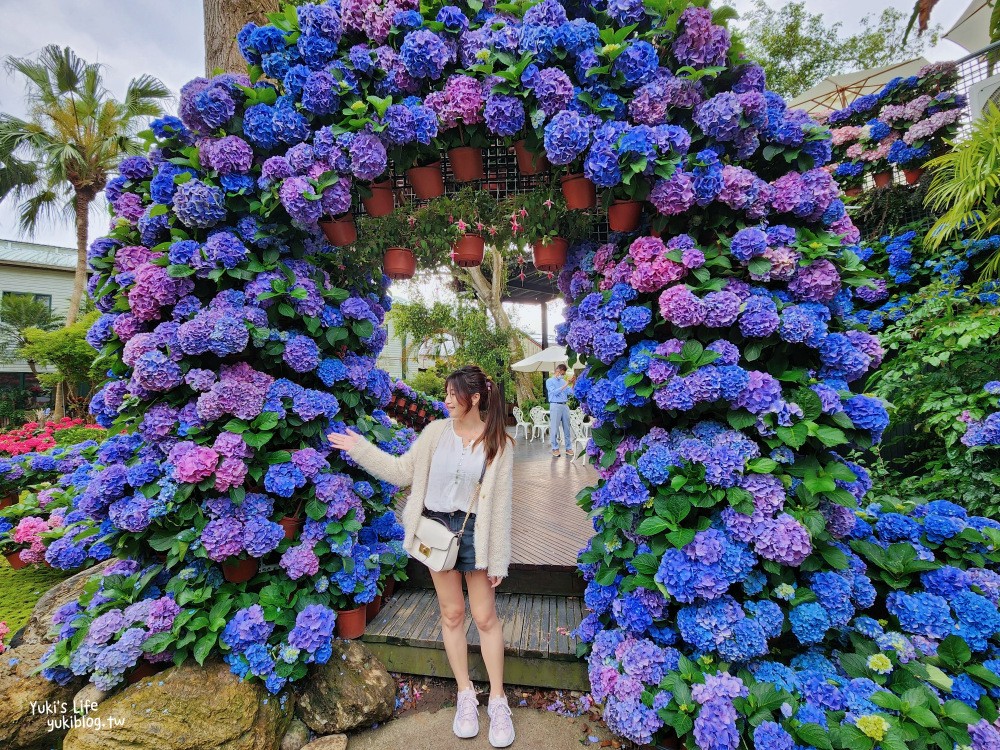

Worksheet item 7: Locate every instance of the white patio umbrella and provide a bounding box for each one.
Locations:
[788,57,932,117]
[510,345,585,372]
[944,0,995,53]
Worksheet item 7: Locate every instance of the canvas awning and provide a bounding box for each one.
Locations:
[510,345,585,372]
[944,0,994,53]
[788,57,932,117]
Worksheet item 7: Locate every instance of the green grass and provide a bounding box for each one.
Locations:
[0,556,74,642]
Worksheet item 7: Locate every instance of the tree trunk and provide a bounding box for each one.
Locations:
[66,191,90,327]
[204,0,283,74]
[461,248,535,408]
[52,381,65,421]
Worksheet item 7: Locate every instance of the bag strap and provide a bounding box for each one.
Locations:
[456,459,488,539]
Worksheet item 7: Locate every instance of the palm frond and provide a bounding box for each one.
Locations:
[123,74,172,119]
[17,188,66,235]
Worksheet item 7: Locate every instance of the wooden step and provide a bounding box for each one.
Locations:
[401,560,586,596]
[363,589,589,691]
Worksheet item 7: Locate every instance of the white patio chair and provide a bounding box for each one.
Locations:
[512,406,532,440]
[529,406,550,442]
[569,410,591,464]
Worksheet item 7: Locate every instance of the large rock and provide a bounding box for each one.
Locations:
[63,658,295,750]
[296,641,395,734]
[302,736,348,750]
[0,562,111,750]
[280,718,311,750]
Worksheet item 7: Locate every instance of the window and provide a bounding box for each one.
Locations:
[1,292,52,311]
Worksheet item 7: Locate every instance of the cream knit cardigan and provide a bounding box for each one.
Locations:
[346,418,514,578]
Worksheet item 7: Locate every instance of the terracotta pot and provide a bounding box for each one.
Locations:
[451,234,485,268]
[418,408,427,418]
[448,147,485,182]
[279,515,303,540]
[336,605,367,639]
[0,493,16,510]
[533,237,569,272]
[366,594,383,623]
[383,577,396,600]
[362,180,395,217]
[320,214,357,247]
[873,171,893,188]
[409,403,418,413]
[845,186,863,197]
[608,199,642,232]
[222,556,259,584]
[4,550,27,570]
[407,162,445,199]
[383,247,416,280]
[126,660,167,685]
[560,173,597,210]
[514,140,549,175]
[903,167,924,185]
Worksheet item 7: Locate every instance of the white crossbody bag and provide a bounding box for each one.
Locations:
[407,461,488,572]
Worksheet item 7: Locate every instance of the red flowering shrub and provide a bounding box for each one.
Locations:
[0,418,88,456]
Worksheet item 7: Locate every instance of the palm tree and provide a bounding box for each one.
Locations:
[923,104,1000,275]
[0,45,170,326]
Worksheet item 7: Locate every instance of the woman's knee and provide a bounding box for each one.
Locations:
[440,605,466,631]
[472,607,500,633]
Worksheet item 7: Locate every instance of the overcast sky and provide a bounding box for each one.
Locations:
[0,0,971,339]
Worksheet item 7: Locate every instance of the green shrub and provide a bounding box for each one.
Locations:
[54,426,106,447]
[407,371,445,400]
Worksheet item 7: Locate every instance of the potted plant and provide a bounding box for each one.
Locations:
[510,189,593,272]
[221,552,259,583]
[360,175,396,217]
[473,51,547,175]
[319,213,358,246]
[278,497,304,540]
[356,209,418,280]
[833,161,865,197]
[430,74,489,183]
[441,188,499,268]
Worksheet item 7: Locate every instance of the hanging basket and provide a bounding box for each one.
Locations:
[0,493,16,510]
[278,515,303,540]
[407,162,445,199]
[844,186,863,197]
[319,214,357,247]
[362,180,395,217]
[533,237,569,272]
[448,147,485,182]
[903,167,924,185]
[514,140,549,175]
[222,556,259,583]
[451,234,485,267]
[366,594,383,623]
[873,171,893,188]
[335,605,367,639]
[4,550,27,570]
[560,173,597,210]
[608,200,643,232]
[383,247,416,280]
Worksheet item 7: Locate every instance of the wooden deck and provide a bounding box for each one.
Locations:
[363,588,589,691]
[508,432,598,567]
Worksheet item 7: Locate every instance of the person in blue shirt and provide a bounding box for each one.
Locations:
[545,364,574,458]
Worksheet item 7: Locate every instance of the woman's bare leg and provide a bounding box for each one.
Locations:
[465,570,505,698]
[430,568,472,690]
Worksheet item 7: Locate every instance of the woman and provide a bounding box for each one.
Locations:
[328,365,516,747]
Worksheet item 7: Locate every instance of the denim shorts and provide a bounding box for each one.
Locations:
[422,509,477,572]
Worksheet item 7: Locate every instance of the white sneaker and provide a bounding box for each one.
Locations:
[488,695,515,748]
[453,687,479,739]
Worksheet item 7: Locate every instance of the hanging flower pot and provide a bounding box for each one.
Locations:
[366,594,383,623]
[279,515,303,540]
[451,234,485,268]
[362,179,395,217]
[320,213,357,247]
[335,605,367,639]
[514,140,549,175]
[383,247,416,280]
[844,187,863,197]
[903,167,924,185]
[448,147,485,182]
[533,237,569,272]
[0,493,16,510]
[4,550,27,570]
[608,200,643,232]
[560,173,596,210]
[407,162,445,199]
[873,171,893,188]
[417,408,427,419]
[409,402,419,414]
[222,556,258,583]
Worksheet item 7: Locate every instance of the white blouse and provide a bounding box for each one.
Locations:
[424,422,487,513]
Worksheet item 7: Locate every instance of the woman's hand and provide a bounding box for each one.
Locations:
[488,575,504,589]
[328,428,362,452]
